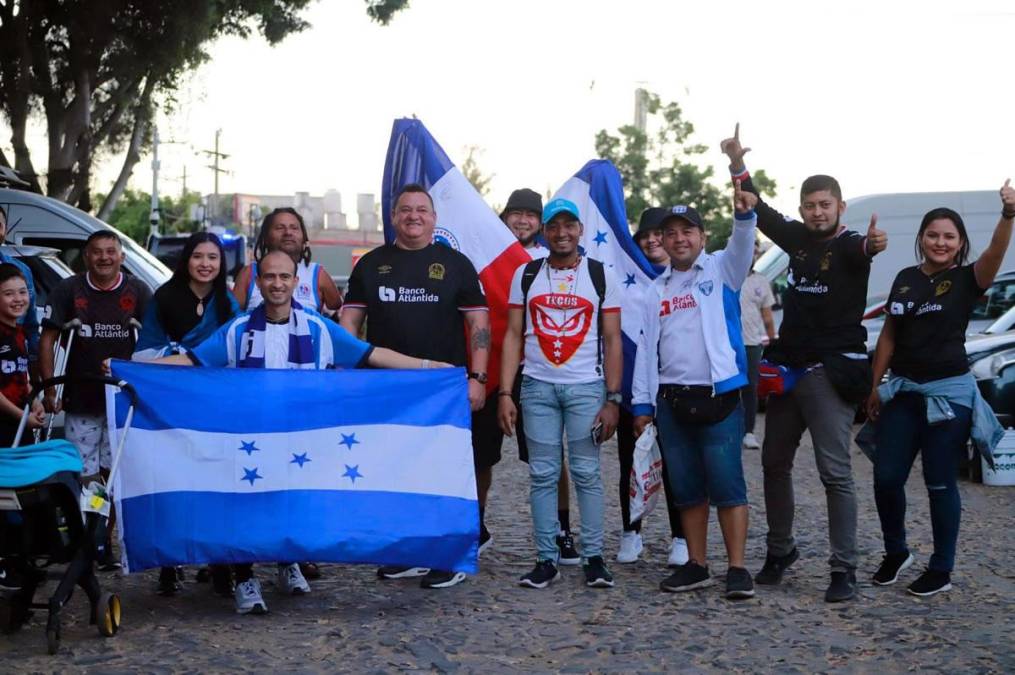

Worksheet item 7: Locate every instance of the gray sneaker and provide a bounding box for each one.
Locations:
[234,578,267,615]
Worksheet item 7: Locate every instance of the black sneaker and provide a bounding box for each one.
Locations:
[0,559,25,591]
[377,565,430,579]
[583,556,614,588]
[660,561,714,592]
[210,564,235,597]
[725,566,755,599]
[420,569,466,589]
[872,552,914,586]
[754,547,799,585]
[907,569,952,597]
[556,531,580,566]
[519,560,560,589]
[157,566,182,596]
[824,570,857,602]
[299,562,322,580]
[478,526,493,556]
[96,545,122,572]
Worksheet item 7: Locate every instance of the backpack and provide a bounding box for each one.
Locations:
[520,257,607,368]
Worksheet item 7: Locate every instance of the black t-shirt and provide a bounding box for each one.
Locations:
[740,174,871,365]
[343,244,487,366]
[44,274,151,414]
[886,264,986,382]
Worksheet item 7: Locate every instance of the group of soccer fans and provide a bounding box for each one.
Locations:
[0,124,1011,613]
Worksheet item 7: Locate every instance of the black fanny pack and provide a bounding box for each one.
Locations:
[660,385,740,425]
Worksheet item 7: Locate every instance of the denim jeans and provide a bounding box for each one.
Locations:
[654,394,747,508]
[874,392,971,572]
[521,376,605,562]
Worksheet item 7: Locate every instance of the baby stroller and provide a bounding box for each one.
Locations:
[0,374,137,655]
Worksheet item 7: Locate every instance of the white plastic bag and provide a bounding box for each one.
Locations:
[629,423,664,522]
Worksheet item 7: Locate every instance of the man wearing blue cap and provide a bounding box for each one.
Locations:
[498,198,623,589]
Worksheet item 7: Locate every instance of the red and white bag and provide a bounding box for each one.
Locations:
[629,423,664,522]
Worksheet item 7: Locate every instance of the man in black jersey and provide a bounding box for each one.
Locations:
[341,183,490,590]
[721,124,887,602]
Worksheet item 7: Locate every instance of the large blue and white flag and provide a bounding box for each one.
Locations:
[553,160,660,404]
[106,361,479,574]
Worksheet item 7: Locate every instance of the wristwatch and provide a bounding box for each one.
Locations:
[605,391,623,405]
[468,372,488,384]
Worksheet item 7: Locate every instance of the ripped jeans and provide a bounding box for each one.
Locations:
[873,392,972,572]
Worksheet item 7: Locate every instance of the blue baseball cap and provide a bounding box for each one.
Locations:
[542,198,580,225]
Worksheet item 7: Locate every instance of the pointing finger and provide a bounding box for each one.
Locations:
[734,122,740,142]
[1005,178,1011,189]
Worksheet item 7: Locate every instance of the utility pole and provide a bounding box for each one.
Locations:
[150,125,160,237]
[202,128,229,227]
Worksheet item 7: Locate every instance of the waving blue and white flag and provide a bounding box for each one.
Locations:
[106,361,478,574]
[553,160,660,405]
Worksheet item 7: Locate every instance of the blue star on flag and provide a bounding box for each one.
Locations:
[291,452,311,468]
[343,464,363,483]
[242,467,262,486]
[623,273,636,288]
[239,441,260,456]
[593,230,608,245]
[339,433,360,450]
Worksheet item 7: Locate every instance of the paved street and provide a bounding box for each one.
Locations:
[5,416,1014,672]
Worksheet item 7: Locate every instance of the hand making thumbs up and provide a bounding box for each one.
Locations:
[865,213,887,256]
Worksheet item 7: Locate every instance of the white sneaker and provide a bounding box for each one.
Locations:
[616,531,643,564]
[668,537,690,568]
[277,562,311,595]
[235,578,267,615]
[743,432,761,449]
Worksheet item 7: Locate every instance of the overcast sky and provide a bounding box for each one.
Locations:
[68,0,1015,219]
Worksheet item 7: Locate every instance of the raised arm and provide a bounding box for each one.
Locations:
[719,179,759,288]
[974,179,1015,289]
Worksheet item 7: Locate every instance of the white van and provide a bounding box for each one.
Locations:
[0,187,171,292]
[756,189,1002,314]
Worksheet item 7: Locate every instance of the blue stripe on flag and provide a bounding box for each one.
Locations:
[119,490,478,574]
[575,160,658,278]
[381,118,455,242]
[109,361,472,433]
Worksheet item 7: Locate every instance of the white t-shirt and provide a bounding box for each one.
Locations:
[508,257,621,384]
[740,271,776,346]
[658,267,711,385]
[264,322,292,368]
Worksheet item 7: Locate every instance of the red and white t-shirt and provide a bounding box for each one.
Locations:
[508,257,621,384]
[658,267,711,385]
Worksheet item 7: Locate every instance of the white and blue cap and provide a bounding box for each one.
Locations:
[542,198,581,225]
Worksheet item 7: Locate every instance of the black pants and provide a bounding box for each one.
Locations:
[617,407,683,537]
[743,345,764,434]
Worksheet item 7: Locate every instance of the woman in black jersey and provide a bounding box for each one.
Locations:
[865,181,1014,597]
[133,232,239,596]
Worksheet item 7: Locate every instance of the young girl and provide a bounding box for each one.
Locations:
[866,180,1014,596]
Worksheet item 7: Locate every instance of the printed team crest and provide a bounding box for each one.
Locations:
[428,263,445,281]
[935,280,952,297]
[298,282,312,297]
[529,293,594,366]
[698,280,714,296]
[378,264,392,275]
[820,251,832,271]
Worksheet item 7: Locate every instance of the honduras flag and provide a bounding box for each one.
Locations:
[552,160,660,406]
[382,118,532,394]
[106,361,479,574]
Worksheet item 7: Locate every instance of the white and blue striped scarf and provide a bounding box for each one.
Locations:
[238,299,315,369]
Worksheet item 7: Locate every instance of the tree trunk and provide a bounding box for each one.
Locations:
[96,76,153,221]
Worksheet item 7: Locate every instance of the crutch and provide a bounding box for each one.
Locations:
[44,318,82,440]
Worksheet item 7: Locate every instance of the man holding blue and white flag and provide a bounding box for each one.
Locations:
[155,250,451,614]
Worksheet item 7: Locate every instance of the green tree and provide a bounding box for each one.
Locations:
[0,0,411,216]
[98,188,204,244]
[595,91,777,250]
[461,145,493,197]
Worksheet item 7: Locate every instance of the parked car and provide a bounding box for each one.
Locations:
[0,187,170,292]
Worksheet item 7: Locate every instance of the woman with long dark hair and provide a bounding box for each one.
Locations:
[133,231,239,596]
[865,182,1013,596]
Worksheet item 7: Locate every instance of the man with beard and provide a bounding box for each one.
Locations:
[720,124,887,602]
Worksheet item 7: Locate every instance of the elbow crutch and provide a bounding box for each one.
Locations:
[44,318,82,440]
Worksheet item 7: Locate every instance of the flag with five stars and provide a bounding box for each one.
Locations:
[106,361,479,574]
[552,160,660,405]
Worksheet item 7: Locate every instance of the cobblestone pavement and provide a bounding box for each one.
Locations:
[5,416,1014,672]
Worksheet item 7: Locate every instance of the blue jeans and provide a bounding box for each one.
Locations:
[521,376,605,562]
[655,393,747,508]
[874,392,972,572]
